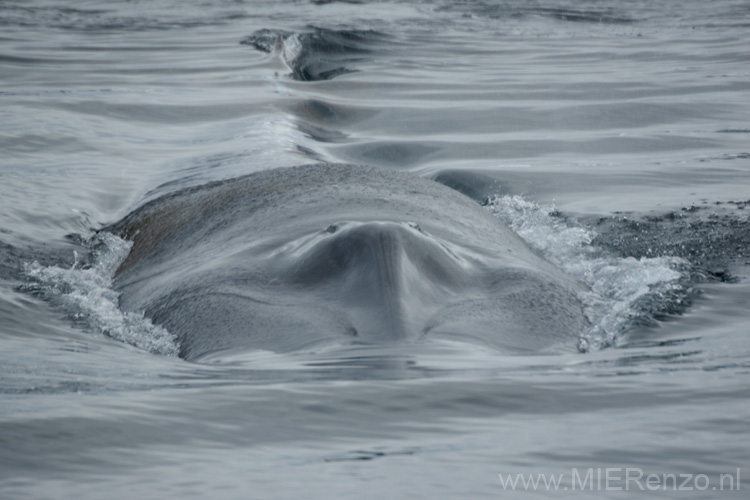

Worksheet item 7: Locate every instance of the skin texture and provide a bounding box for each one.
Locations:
[107,164,589,361]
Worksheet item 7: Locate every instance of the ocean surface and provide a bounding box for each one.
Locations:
[1,0,749,498]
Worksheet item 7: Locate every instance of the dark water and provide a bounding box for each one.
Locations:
[1,1,749,498]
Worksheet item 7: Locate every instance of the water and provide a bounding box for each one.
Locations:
[1,0,749,498]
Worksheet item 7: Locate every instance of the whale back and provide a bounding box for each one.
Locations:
[107,164,589,359]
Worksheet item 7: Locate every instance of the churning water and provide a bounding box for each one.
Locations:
[1,1,749,498]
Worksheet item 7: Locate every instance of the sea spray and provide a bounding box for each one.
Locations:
[23,233,180,356]
[487,195,689,351]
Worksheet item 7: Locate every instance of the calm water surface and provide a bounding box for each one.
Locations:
[1,1,749,498]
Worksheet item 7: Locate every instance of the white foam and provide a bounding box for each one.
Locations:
[487,195,686,351]
[23,233,180,357]
[280,33,303,73]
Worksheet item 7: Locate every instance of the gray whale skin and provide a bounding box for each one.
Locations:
[108,164,589,360]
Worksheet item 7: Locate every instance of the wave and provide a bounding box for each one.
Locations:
[435,2,634,25]
[0,4,251,31]
[240,27,386,81]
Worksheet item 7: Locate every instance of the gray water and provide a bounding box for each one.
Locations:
[1,0,749,498]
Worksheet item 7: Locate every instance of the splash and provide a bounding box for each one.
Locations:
[487,195,689,351]
[22,233,180,356]
[240,27,383,81]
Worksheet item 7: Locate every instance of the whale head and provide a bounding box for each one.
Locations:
[109,164,589,360]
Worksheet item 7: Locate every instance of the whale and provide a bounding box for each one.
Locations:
[107,164,590,360]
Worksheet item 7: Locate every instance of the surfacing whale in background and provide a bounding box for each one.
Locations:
[108,164,589,360]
